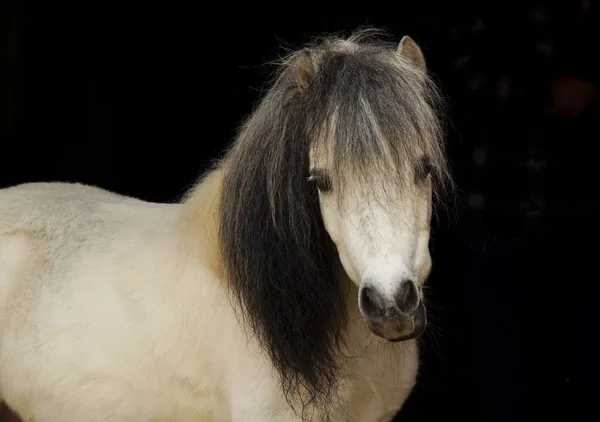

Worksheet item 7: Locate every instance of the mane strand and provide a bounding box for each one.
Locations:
[218,46,346,418]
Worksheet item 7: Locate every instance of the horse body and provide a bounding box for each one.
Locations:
[0,182,218,420]
[0,28,453,421]
[0,176,417,421]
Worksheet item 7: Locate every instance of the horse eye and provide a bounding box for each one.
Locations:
[415,156,432,183]
[308,169,333,193]
[309,175,332,193]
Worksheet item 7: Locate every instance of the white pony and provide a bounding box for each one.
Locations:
[0,28,453,421]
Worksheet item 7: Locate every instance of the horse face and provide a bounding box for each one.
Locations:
[309,148,432,342]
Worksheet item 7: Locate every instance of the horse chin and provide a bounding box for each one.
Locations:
[368,301,427,343]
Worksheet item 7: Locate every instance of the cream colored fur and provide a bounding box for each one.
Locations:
[0,170,419,421]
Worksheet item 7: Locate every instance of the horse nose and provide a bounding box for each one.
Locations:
[359,279,425,342]
[359,280,421,319]
[394,279,420,315]
[359,286,386,319]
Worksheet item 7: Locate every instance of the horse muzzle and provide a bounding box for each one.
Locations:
[358,280,427,342]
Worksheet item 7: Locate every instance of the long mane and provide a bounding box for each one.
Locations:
[217,27,452,417]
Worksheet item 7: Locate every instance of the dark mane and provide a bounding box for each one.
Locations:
[218,27,452,418]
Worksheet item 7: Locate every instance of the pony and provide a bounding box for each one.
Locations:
[0,28,453,421]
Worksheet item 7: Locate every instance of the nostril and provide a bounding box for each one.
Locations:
[396,279,419,314]
[360,286,384,318]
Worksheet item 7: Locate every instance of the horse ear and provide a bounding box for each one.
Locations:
[296,49,315,91]
[397,36,426,72]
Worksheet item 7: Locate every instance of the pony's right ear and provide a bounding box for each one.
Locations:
[296,49,315,91]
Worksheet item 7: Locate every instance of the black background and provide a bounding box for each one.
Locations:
[1,2,599,421]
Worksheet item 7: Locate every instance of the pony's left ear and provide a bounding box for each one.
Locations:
[397,36,426,72]
[296,48,315,91]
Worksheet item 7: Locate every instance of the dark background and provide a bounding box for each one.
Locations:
[1,2,599,421]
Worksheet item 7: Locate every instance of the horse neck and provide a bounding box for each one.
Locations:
[180,167,226,278]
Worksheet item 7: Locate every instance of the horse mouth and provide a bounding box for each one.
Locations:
[363,299,426,343]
